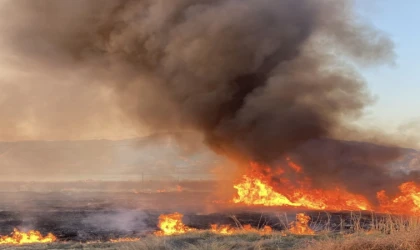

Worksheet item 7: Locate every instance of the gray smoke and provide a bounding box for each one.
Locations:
[3,0,413,201]
[83,210,146,232]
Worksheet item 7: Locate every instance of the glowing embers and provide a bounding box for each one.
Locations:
[377,182,420,215]
[155,213,195,236]
[109,237,140,243]
[233,161,371,211]
[210,224,273,235]
[0,228,56,245]
[289,213,314,235]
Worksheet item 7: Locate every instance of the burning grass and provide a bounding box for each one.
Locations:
[0,229,56,245]
[94,213,420,250]
[1,213,420,250]
[233,161,420,216]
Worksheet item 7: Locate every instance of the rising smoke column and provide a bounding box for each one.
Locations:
[3,0,411,200]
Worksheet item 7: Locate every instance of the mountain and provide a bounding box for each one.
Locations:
[0,133,224,182]
[0,134,418,181]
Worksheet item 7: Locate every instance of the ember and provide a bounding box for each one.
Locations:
[210,224,235,235]
[109,237,140,243]
[0,229,57,245]
[210,224,272,235]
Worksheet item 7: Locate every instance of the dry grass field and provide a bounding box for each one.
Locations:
[1,213,420,250]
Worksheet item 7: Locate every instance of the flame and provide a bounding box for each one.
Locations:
[109,237,140,243]
[377,182,420,215]
[210,224,235,235]
[232,160,420,215]
[0,229,57,245]
[286,157,302,173]
[233,162,371,211]
[210,224,272,235]
[262,225,273,233]
[154,212,273,236]
[289,213,314,235]
[155,213,195,236]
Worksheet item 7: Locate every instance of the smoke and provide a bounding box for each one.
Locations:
[1,0,413,200]
[83,210,147,233]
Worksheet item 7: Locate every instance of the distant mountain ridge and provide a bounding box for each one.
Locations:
[0,133,222,181]
[0,134,419,181]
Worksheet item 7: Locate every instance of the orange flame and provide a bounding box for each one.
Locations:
[377,182,420,215]
[154,213,195,236]
[233,162,370,211]
[210,224,272,235]
[210,224,235,235]
[0,229,57,245]
[233,161,420,215]
[289,213,314,235]
[155,212,273,236]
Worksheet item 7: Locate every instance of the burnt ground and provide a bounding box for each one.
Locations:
[0,191,379,242]
[0,209,376,242]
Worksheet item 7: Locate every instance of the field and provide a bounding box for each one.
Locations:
[1,182,420,249]
[1,223,420,250]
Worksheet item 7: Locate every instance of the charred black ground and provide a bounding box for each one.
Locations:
[0,191,389,242]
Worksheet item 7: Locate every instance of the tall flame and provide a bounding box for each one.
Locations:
[377,182,420,215]
[289,213,314,235]
[233,161,420,215]
[154,213,195,236]
[0,229,56,245]
[233,162,370,211]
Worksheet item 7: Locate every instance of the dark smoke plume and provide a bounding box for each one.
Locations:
[3,0,414,200]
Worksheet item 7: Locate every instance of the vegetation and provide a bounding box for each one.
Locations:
[1,213,420,250]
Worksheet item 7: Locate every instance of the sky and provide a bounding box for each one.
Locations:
[0,0,418,181]
[356,0,420,132]
[0,0,419,142]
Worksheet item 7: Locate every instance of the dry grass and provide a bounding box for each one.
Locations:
[299,213,420,250]
[1,213,420,250]
[301,230,420,250]
[114,232,319,250]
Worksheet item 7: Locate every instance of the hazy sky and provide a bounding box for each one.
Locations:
[0,0,418,142]
[356,0,420,132]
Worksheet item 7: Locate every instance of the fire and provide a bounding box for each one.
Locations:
[233,160,420,215]
[109,237,140,243]
[210,224,235,235]
[289,213,314,235]
[154,212,274,236]
[233,162,371,211]
[0,228,57,245]
[377,182,420,215]
[155,213,195,236]
[210,224,272,234]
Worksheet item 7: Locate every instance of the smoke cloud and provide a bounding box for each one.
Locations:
[83,210,147,233]
[2,0,413,200]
